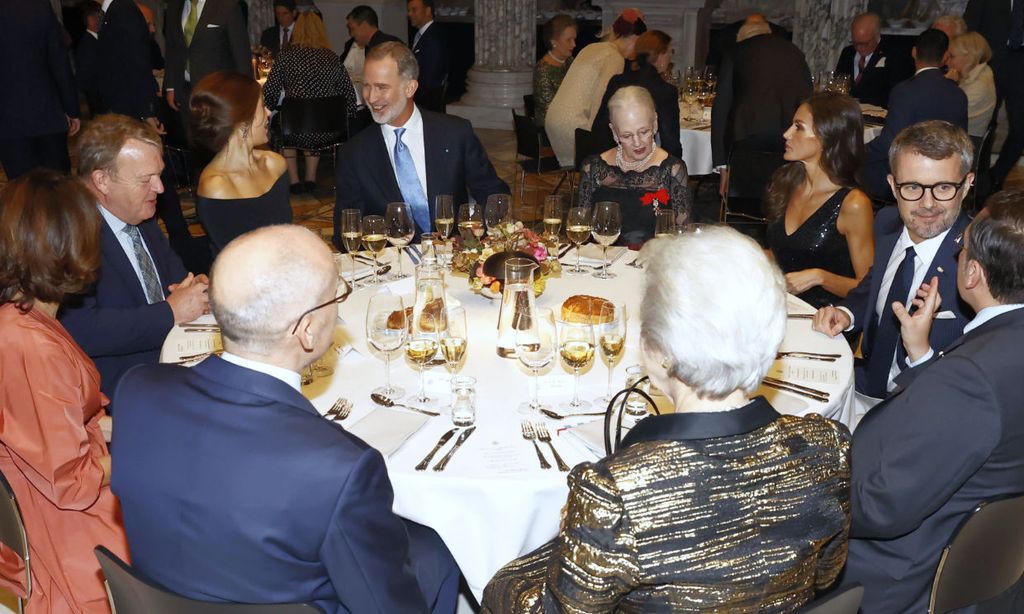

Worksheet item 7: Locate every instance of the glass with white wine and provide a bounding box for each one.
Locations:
[385,202,415,280]
[340,208,363,287]
[406,311,441,408]
[435,194,455,239]
[565,206,591,275]
[654,209,676,239]
[361,215,388,284]
[591,201,621,279]
[542,194,563,243]
[441,306,467,385]
[366,293,407,399]
[559,319,595,410]
[516,308,556,415]
[457,202,485,243]
[596,301,626,404]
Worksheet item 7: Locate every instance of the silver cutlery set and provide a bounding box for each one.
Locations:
[323,397,353,421]
[416,426,476,471]
[761,350,838,401]
[521,421,569,472]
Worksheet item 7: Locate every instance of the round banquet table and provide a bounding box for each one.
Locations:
[160,249,856,600]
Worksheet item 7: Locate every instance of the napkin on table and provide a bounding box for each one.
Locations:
[346,407,429,457]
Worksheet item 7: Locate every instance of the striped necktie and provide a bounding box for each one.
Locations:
[183,0,198,47]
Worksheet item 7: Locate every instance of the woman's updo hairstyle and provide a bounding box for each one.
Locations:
[189,71,262,153]
[610,7,646,39]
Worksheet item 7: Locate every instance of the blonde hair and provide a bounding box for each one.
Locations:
[607,85,655,120]
[292,12,331,50]
[951,32,992,73]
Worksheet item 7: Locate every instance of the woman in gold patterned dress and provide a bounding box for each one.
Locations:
[482,226,851,613]
[533,15,576,128]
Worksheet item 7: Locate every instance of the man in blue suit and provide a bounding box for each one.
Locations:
[813,121,974,401]
[96,0,162,131]
[112,225,460,613]
[841,192,1024,612]
[408,0,448,112]
[60,114,209,401]
[862,28,968,201]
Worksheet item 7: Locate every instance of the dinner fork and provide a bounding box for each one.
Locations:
[324,397,352,420]
[534,423,569,472]
[521,421,551,470]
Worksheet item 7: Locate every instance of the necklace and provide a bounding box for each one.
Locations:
[615,144,655,171]
[546,51,567,65]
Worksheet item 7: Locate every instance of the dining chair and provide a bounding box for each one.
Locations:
[928,493,1024,614]
[278,95,350,193]
[512,111,564,208]
[966,118,997,214]
[522,94,536,120]
[0,471,30,614]
[720,148,786,224]
[794,584,863,614]
[94,546,324,614]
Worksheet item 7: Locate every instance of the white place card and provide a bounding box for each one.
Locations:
[767,364,839,385]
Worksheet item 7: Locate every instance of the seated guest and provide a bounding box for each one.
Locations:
[834,12,913,108]
[259,0,297,58]
[483,226,851,612]
[545,8,646,167]
[346,5,399,54]
[578,86,691,245]
[931,13,968,41]
[813,121,973,401]
[408,0,449,112]
[112,224,460,613]
[60,114,209,402]
[592,30,683,159]
[842,191,1024,612]
[947,32,996,138]
[766,92,874,308]
[0,170,129,613]
[862,29,968,201]
[191,72,292,253]
[334,42,508,244]
[262,12,357,193]
[533,14,577,127]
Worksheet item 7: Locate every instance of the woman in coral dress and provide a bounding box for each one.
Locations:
[0,170,129,613]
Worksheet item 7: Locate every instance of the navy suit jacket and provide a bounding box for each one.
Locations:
[60,218,187,401]
[164,0,252,93]
[412,23,448,89]
[0,0,78,139]
[96,0,157,119]
[333,108,509,246]
[843,307,1024,612]
[863,68,968,200]
[838,207,971,398]
[111,357,433,613]
[833,43,913,109]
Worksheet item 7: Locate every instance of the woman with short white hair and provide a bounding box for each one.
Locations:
[948,32,996,138]
[482,227,852,612]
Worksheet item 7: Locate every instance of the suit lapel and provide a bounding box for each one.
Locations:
[868,214,904,322]
[193,0,216,38]
[367,127,403,203]
[921,211,969,287]
[101,221,149,304]
[139,220,175,292]
[421,110,441,218]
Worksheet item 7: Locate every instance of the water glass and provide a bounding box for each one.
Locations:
[450,376,477,426]
[624,365,650,416]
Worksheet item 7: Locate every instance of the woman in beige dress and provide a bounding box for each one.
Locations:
[947,32,996,138]
[544,8,646,167]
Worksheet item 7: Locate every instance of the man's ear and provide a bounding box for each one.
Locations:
[405,78,419,100]
[92,169,111,196]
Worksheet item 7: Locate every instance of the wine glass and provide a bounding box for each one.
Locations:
[558,319,595,411]
[457,202,485,242]
[596,302,626,404]
[361,215,387,285]
[565,206,591,275]
[366,293,406,399]
[654,209,676,238]
[340,209,363,287]
[385,202,415,280]
[591,201,621,279]
[434,194,455,239]
[516,308,556,415]
[542,194,563,245]
[441,306,467,388]
[485,194,510,236]
[406,311,440,408]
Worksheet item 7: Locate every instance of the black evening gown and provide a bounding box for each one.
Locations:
[197,173,293,255]
[766,187,855,308]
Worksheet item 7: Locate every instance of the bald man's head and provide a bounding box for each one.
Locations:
[210,225,336,355]
[851,12,881,56]
[744,13,767,25]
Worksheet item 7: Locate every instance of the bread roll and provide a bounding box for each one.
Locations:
[386,299,447,332]
[561,295,614,324]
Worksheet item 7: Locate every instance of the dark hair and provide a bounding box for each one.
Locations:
[630,30,670,71]
[0,170,102,311]
[914,28,949,65]
[189,71,262,153]
[414,0,435,10]
[766,92,864,221]
[273,0,296,10]
[542,14,576,50]
[611,8,646,38]
[79,0,103,23]
[347,5,378,27]
[367,41,419,80]
[968,191,1024,303]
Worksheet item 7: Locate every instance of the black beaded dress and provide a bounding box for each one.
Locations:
[196,173,293,254]
[766,187,855,308]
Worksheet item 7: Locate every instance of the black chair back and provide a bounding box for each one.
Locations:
[280,96,348,139]
[95,547,323,613]
[513,111,542,161]
[573,128,613,171]
[0,471,29,611]
[967,120,997,213]
[523,94,536,119]
[722,148,786,222]
[795,584,863,614]
[929,493,1024,613]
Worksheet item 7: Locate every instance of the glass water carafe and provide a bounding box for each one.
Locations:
[412,258,448,335]
[496,258,538,358]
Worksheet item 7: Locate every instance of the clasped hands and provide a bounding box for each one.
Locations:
[167,273,211,324]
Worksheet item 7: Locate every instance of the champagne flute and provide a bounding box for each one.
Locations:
[565,206,591,275]
[596,302,626,404]
[457,202,485,242]
[516,308,556,415]
[361,215,387,285]
[558,319,595,411]
[441,306,467,389]
[385,202,415,280]
[591,201,620,279]
[434,194,455,239]
[366,293,406,399]
[485,194,511,236]
[406,311,440,408]
[340,208,363,287]
[542,194,563,244]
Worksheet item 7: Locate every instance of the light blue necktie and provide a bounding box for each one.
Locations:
[393,127,431,232]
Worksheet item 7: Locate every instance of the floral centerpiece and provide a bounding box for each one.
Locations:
[452,220,560,295]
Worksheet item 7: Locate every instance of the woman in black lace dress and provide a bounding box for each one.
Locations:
[577,85,692,246]
[765,92,874,308]
[263,11,357,193]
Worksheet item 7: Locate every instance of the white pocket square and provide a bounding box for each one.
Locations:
[935,310,956,320]
[876,57,886,68]
[206,23,220,28]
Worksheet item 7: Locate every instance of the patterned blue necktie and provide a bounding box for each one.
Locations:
[392,127,431,232]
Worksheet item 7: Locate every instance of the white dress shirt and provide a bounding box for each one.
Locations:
[98,204,165,299]
[279,23,294,48]
[963,304,1024,335]
[101,0,113,11]
[380,105,429,199]
[413,20,433,49]
[220,352,302,392]
[180,0,207,83]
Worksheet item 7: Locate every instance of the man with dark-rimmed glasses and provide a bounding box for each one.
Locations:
[813,120,974,400]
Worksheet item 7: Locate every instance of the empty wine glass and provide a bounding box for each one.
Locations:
[385,202,415,280]
[558,319,595,411]
[485,194,511,236]
[596,301,626,404]
[565,206,591,275]
[366,293,406,399]
[340,208,363,287]
[516,308,556,415]
[457,202,485,243]
[361,215,387,285]
[435,194,455,239]
[406,311,440,408]
[591,201,621,279]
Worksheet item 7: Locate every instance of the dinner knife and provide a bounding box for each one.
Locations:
[761,380,830,403]
[432,426,477,471]
[415,428,459,471]
[763,376,830,399]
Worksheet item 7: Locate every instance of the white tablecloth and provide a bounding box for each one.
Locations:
[160,249,855,599]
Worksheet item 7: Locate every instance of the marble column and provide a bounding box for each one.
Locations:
[793,0,868,75]
[448,0,536,130]
[599,0,711,74]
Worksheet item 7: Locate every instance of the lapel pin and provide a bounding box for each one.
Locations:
[937,266,945,273]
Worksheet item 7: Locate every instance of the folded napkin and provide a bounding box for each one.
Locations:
[347,407,429,457]
[562,244,628,267]
[786,294,816,315]
[860,103,888,117]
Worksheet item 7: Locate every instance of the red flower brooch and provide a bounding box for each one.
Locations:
[640,188,670,213]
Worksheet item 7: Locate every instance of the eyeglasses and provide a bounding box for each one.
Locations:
[290,279,352,335]
[892,176,969,202]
